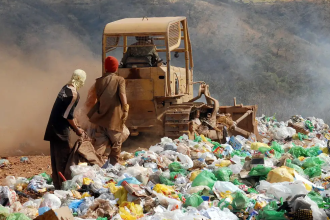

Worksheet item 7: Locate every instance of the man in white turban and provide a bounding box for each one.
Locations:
[44,69,86,189]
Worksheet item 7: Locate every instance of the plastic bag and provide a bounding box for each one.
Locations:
[266,167,294,183]
[272,126,296,140]
[231,150,249,158]
[248,165,272,177]
[258,146,271,153]
[123,165,152,185]
[6,213,30,220]
[256,202,286,220]
[153,184,175,196]
[184,194,204,207]
[187,186,210,194]
[306,146,322,157]
[304,165,322,178]
[200,207,239,220]
[40,193,61,209]
[119,202,143,220]
[288,146,306,158]
[256,180,308,200]
[78,196,95,216]
[231,191,249,210]
[160,175,175,186]
[213,167,233,181]
[304,196,327,220]
[307,191,324,207]
[0,205,9,219]
[168,162,186,174]
[117,177,141,186]
[213,181,243,199]
[285,159,304,175]
[39,172,52,184]
[229,163,243,175]
[250,142,269,151]
[232,179,244,185]
[192,171,217,189]
[271,141,284,153]
[189,170,202,181]
[302,157,324,169]
[68,199,83,212]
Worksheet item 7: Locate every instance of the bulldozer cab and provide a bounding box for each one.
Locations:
[102,17,193,97]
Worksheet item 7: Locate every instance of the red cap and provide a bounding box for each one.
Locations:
[104,56,119,73]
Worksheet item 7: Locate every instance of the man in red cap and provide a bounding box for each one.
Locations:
[87,56,129,165]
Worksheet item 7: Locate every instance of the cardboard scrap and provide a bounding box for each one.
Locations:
[34,206,73,220]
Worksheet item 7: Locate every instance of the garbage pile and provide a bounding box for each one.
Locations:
[2,115,330,219]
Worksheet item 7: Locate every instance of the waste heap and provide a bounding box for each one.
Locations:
[1,115,330,220]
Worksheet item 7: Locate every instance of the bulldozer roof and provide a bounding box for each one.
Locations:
[103,17,186,35]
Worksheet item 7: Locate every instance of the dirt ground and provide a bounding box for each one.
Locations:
[0,156,52,186]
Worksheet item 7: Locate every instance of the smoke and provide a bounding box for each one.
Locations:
[0,25,101,156]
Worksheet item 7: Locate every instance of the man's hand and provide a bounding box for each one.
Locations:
[122,104,129,124]
[122,111,128,124]
[75,127,84,136]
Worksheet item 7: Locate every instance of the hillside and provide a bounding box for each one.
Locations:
[1,0,330,154]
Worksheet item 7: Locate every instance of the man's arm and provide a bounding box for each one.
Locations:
[68,119,83,136]
[119,78,129,123]
[63,86,84,136]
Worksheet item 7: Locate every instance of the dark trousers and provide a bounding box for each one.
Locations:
[50,141,71,189]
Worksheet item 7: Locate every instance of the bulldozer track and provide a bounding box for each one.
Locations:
[164,102,205,139]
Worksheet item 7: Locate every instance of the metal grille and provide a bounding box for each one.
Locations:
[105,36,119,52]
[168,22,181,49]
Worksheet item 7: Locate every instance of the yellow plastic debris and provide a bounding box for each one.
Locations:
[200,135,208,142]
[104,182,128,205]
[114,186,128,205]
[298,156,305,161]
[81,192,91,198]
[104,182,118,194]
[119,202,143,220]
[251,142,270,151]
[281,166,295,176]
[255,201,267,210]
[190,170,202,181]
[71,190,82,199]
[292,134,299,140]
[83,178,93,185]
[215,160,232,167]
[153,184,175,195]
[304,183,312,191]
[322,147,329,154]
[219,191,233,202]
[78,162,88,166]
[266,167,294,183]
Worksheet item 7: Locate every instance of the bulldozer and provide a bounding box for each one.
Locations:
[102,16,260,142]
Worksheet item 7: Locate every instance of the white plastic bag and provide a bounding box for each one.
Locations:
[213,181,243,199]
[40,193,61,209]
[187,186,211,194]
[200,207,238,220]
[70,165,96,178]
[256,180,308,200]
[304,196,327,220]
[54,190,73,200]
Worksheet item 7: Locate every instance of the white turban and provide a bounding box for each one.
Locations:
[68,69,86,89]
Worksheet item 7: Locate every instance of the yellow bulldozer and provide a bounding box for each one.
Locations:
[102,17,260,142]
